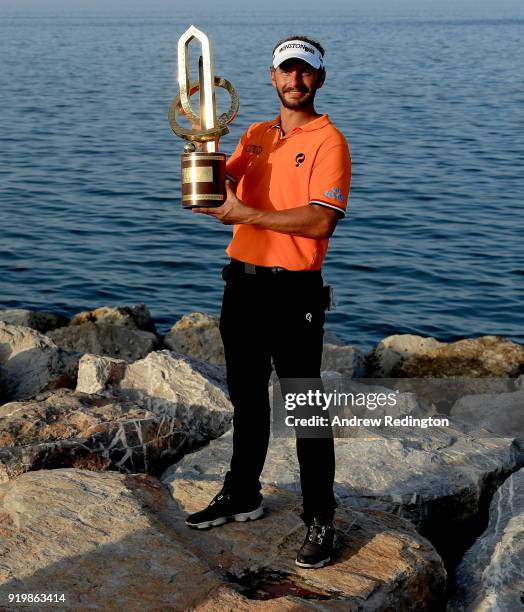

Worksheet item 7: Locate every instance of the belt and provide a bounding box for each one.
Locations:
[229,258,320,276]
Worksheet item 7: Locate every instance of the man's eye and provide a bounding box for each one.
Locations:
[302,70,312,76]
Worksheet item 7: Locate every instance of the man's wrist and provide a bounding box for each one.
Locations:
[235,199,266,226]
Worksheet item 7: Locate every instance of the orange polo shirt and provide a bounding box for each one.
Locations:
[225,114,351,271]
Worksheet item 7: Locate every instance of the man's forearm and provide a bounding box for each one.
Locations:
[192,182,340,238]
[246,205,333,239]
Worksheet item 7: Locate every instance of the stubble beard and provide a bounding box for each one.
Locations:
[277,86,317,110]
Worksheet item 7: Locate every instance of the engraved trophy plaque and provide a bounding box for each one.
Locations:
[168,25,239,208]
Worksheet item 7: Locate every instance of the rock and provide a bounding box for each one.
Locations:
[164,312,225,365]
[0,469,229,610]
[117,350,231,446]
[367,334,524,378]
[365,334,445,377]
[70,303,157,333]
[0,468,446,610]
[48,321,159,363]
[321,343,365,377]
[450,388,524,444]
[0,321,78,402]
[163,313,364,376]
[448,469,524,611]
[75,354,127,394]
[171,477,446,610]
[0,308,69,333]
[0,388,188,481]
[162,415,520,570]
[323,331,346,346]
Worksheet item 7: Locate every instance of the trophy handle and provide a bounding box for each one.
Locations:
[168,76,239,143]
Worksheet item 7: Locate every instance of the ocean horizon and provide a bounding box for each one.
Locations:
[1,5,522,351]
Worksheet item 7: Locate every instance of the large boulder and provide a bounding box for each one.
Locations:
[0,468,446,610]
[163,416,520,569]
[117,350,231,445]
[71,304,156,334]
[366,334,524,378]
[365,334,445,377]
[48,321,159,363]
[0,388,187,481]
[171,477,447,610]
[70,303,157,333]
[0,321,78,402]
[164,312,225,365]
[0,308,69,333]
[0,469,227,610]
[448,469,524,611]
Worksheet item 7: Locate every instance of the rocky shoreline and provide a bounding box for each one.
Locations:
[0,304,522,611]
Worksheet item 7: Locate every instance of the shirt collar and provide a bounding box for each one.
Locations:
[269,114,331,136]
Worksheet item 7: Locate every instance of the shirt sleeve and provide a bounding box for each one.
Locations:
[309,141,351,217]
[225,130,249,183]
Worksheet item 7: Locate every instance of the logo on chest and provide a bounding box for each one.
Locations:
[246,144,263,155]
[295,153,306,167]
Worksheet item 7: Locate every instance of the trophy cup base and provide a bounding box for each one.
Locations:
[182,203,224,209]
[182,151,226,209]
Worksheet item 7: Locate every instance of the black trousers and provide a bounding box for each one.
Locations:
[219,261,337,525]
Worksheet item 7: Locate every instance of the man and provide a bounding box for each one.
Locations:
[185,35,351,569]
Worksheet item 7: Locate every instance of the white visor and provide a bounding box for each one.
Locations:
[272,39,323,70]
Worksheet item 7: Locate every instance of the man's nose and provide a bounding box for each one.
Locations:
[289,70,303,88]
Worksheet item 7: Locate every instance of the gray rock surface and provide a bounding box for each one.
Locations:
[163,414,520,567]
[70,303,157,333]
[451,388,524,444]
[117,350,231,446]
[366,334,445,377]
[172,475,447,610]
[75,353,127,394]
[0,388,187,481]
[0,321,78,402]
[0,469,227,610]
[48,321,159,363]
[448,469,524,611]
[367,334,524,378]
[0,468,446,611]
[164,312,225,364]
[321,342,365,377]
[0,308,69,333]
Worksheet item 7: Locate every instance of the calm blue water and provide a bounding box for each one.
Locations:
[1,7,523,351]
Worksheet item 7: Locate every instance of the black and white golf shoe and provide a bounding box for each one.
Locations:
[185,487,264,529]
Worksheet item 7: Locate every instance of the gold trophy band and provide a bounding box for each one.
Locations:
[168,26,239,208]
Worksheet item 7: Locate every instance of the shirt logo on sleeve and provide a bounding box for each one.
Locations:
[246,145,263,155]
[295,152,305,167]
[325,186,344,202]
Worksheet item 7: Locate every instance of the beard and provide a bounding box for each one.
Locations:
[276,86,317,110]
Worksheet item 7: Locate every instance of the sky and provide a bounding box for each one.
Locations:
[0,0,522,18]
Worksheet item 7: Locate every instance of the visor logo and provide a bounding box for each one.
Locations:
[295,153,305,167]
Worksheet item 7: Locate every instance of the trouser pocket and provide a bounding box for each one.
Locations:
[221,263,233,282]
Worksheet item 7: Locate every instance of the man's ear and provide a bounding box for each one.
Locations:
[270,67,276,88]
